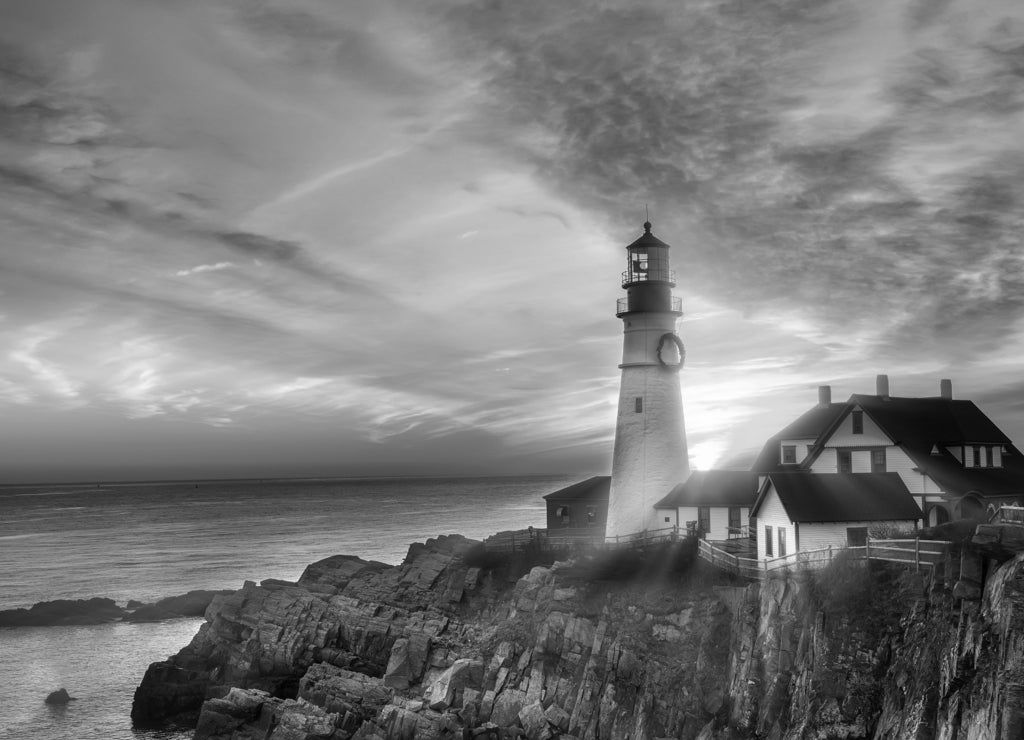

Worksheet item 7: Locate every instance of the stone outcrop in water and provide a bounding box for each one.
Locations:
[0,597,125,627]
[133,533,1024,739]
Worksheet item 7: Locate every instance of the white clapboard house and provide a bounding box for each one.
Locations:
[748,375,1024,554]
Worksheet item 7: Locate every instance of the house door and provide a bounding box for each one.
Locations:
[697,507,711,537]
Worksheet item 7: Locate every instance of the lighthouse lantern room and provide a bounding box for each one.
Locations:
[606,221,690,538]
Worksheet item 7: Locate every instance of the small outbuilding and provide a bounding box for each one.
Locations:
[654,470,758,539]
[751,472,922,559]
[543,476,610,532]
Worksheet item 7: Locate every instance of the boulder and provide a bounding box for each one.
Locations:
[44,688,74,705]
[425,658,484,710]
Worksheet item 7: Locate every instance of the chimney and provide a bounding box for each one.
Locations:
[940,378,953,400]
[818,385,831,407]
[876,374,890,399]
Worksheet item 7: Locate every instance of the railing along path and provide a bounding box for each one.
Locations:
[697,537,952,579]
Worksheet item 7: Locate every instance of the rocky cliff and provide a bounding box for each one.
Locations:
[132,534,1024,739]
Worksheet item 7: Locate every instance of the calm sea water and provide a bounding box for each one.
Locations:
[0,475,572,740]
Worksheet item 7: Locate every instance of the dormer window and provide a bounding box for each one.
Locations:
[851,410,864,434]
[781,445,797,464]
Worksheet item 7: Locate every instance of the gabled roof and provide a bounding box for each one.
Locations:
[751,402,846,473]
[849,394,1010,446]
[542,476,610,503]
[654,470,758,509]
[751,472,922,523]
[805,394,1024,497]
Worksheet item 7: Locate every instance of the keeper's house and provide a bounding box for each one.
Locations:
[750,472,922,559]
[753,376,1024,530]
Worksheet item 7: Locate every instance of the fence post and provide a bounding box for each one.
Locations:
[865,538,871,562]
[915,538,920,572]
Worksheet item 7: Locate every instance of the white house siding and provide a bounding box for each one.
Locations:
[827,409,892,447]
[754,487,797,559]
[655,507,677,527]
[797,520,918,551]
[810,449,837,473]
[672,505,751,540]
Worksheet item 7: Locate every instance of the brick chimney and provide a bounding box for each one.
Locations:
[940,378,953,400]
[876,374,890,399]
[818,385,831,407]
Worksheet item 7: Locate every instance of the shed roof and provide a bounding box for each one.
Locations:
[751,472,922,523]
[542,476,610,503]
[654,470,758,509]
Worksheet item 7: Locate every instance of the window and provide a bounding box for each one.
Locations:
[838,449,852,473]
[847,527,868,547]
[728,506,742,535]
[852,410,864,434]
[986,446,994,468]
[782,445,797,464]
[664,516,671,523]
[586,506,596,526]
[871,448,886,473]
[778,527,787,557]
[635,397,643,413]
[555,506,570,525]
[764,525,774,557]
[698,507,711,536]
[972,445,982,468]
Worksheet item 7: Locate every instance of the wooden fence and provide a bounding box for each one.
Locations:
[698,537,952,579]
[483,525,692,553]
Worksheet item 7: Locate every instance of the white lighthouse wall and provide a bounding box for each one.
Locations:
[607,364,690,537]
[619,313,682,366]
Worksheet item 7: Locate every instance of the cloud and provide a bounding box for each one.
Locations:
[176,261,234,277]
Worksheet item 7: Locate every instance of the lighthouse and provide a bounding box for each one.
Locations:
[606,221,690,537]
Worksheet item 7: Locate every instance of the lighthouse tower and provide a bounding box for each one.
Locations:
[606,221,690,537]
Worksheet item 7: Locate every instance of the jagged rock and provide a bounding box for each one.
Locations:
[425,658,484,710]
[44,688,74,704]
[125,590,233,622]
[193,687,275,739]
[518,701,551,740]
[544,703,570,732]
[1,597,125,627]
[973,523,1024,560]
[298,662,390,720]
[133,537,1024,740]
[383,632,431,689]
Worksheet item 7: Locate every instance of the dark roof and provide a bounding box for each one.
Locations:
[654,470,758,509]
[852,394,1011,446]
[751,402,846,473]
[751,472,922,523]
[542,476,610,503]
[625,222,671,250]
[811,394,1024,497]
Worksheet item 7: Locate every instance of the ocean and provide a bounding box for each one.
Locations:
[0,474,573,740]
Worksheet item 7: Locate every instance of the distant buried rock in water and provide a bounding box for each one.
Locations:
[45,689,75,705]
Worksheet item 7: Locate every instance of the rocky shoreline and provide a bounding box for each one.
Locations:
[129,532,1024,739]
[0,589,232,628]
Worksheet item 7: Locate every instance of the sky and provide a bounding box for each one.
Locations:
[1,0,1024,483]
